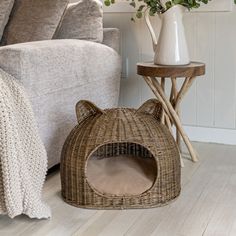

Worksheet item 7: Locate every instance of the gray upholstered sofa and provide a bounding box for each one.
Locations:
[0,3,121,168]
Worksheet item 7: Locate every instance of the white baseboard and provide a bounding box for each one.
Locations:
[183,126,236,145]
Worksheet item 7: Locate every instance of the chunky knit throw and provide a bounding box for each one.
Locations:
[0,69,51,219]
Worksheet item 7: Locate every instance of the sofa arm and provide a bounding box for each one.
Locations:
[103,28,120,53]
[0,39,121,98]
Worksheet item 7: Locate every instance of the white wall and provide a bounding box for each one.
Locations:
[103,4,236,144]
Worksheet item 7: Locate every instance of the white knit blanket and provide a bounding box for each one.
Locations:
[0,69,51,219]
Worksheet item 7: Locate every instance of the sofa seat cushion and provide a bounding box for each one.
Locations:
[1,0,69,45]
[55,0,103,43]
[0,0,14,41]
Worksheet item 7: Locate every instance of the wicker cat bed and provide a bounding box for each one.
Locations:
[60,99,181,209]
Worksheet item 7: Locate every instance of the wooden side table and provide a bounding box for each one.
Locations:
[137,62,205,166]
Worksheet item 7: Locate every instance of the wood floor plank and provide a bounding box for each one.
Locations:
[202,145,236,236]
[178,145,234,236]
[203,173,236,236]
[125,206,171,236]
[73,209,143,236]
[72,211,119,236]
[149,143,227,236]
[98,210,143,236]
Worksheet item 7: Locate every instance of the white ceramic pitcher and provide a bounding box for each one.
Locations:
[145,5,190,66]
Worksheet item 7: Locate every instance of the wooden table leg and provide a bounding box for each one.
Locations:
[161,77,165,125]
[160,77,173,133]
[171,78,182,151]
[172,76,196,153]
[144,76,198,163]
[171,78,184,167]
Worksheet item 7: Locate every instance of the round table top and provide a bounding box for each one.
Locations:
[137,61,205,78]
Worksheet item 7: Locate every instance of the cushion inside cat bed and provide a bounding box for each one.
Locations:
[87,143,157,196]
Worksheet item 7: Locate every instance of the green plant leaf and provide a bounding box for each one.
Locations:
[138,4,146,11]
[136,11,143,18]
[130,1,136,7]
[104,0,111,6]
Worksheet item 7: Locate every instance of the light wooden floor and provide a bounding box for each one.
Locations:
[1,142,236,236]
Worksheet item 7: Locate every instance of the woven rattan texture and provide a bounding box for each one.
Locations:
[60,99,181,209]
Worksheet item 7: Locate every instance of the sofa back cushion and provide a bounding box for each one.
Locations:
[1,0,69,45]
[0,0,14,41]
[54,0,103,43]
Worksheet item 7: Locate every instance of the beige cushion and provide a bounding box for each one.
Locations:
[1,0,69,45]
[55,0,103,43]
[0,0,14,41]
[87,155,157,196]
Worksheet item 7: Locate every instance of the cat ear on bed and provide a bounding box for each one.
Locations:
[76,100,105,124]
[136,99,163,122]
